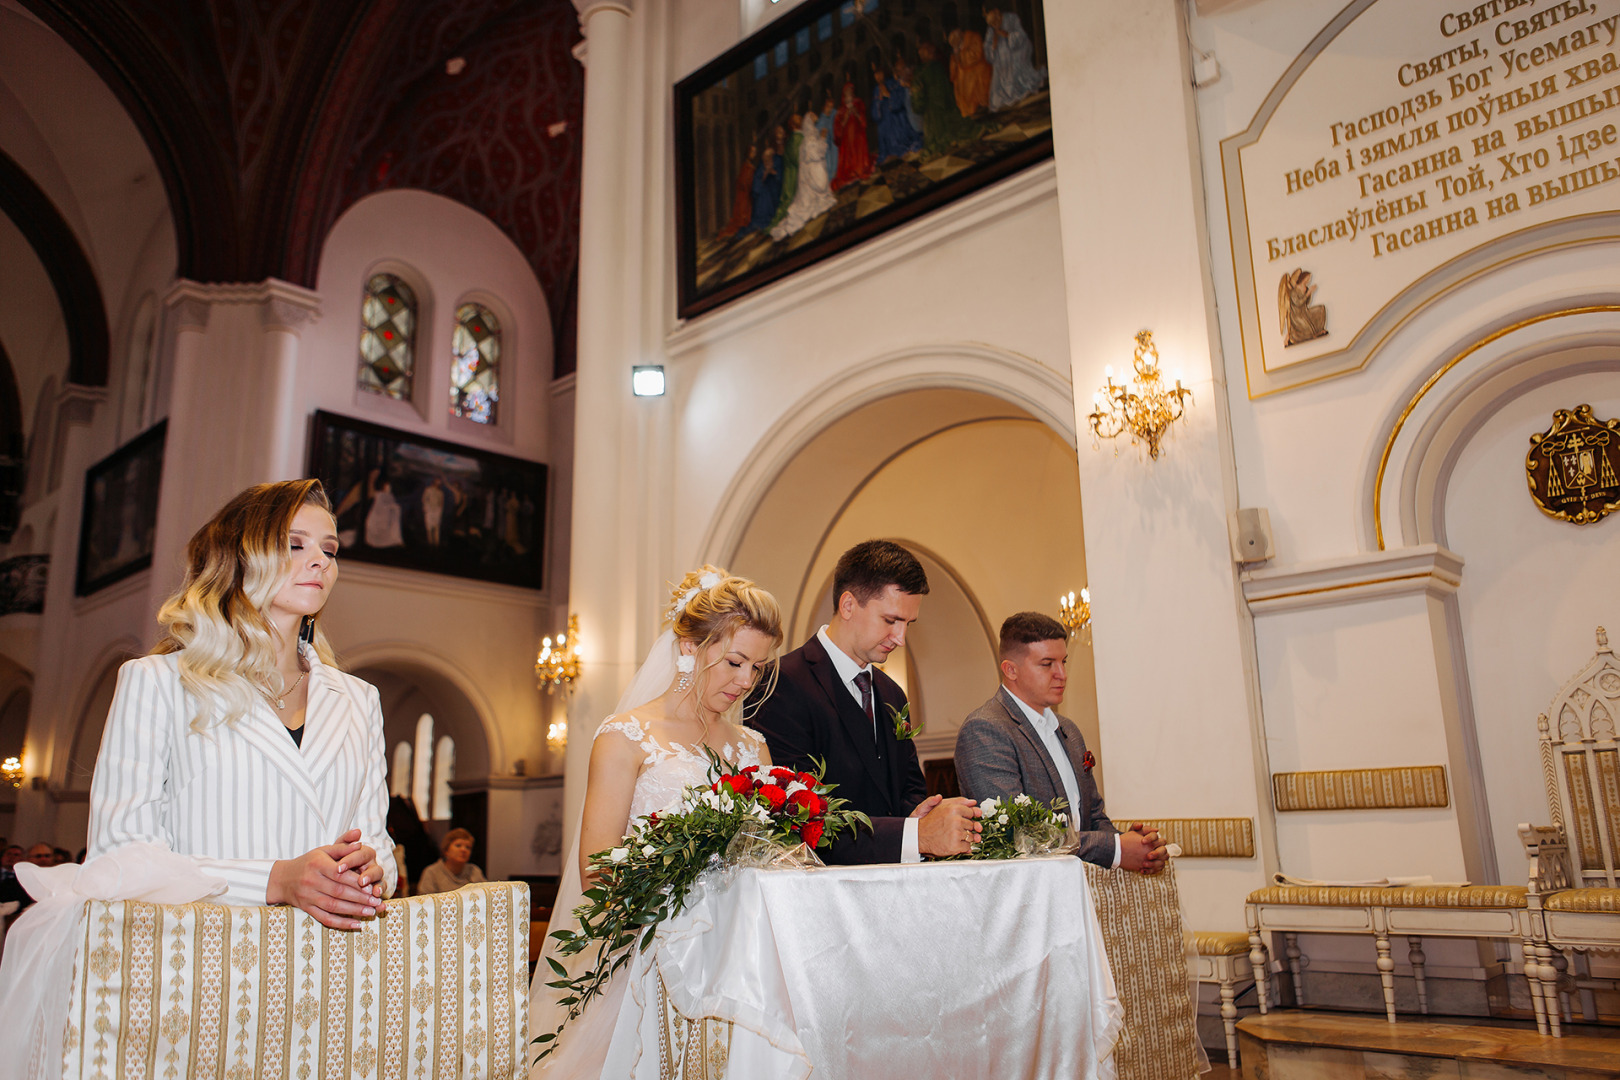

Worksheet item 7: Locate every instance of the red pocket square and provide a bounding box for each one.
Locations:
[1081,750,1095,771]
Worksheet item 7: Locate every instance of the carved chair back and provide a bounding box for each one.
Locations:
[1537,627,1620,888]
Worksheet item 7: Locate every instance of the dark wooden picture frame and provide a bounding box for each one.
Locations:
[76,420,167,596]
[306,411,547,590]
[675,0,1053,319]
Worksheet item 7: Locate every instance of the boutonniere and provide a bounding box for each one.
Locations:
[886,702,923,741]
[1081,750,1096,772]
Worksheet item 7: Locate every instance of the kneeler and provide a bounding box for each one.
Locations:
[1086,861,1203,1080]
[57,881,530,1080]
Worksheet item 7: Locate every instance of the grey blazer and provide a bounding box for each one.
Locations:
[954,686,1118,868]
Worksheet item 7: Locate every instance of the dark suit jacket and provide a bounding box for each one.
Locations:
[954,686,1118,868]
[747,634,927,864]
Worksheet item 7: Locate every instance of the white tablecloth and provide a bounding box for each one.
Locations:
[601,855,1122,1080]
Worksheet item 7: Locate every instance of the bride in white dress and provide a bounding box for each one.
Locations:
[529,566,784,1078]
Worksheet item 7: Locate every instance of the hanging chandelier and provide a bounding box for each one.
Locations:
[536,614,582,695]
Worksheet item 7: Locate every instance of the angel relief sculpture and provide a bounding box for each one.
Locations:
[1278,268,1328,346]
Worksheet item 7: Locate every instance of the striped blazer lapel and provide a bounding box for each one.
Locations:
[233,699,326,816]
[299,656,358,792]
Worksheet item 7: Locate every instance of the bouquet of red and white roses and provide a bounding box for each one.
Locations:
[534,752,869,1059]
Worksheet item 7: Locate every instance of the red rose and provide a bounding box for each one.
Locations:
[741,765,759,776]
[648,812,659,824]
[800,820,825,847]
[769,767,797,785]
[1081,750,1096,772]
[797,771,817,787]
[722,774,752,796]
[758,784,787,811]
[789,789,823,816]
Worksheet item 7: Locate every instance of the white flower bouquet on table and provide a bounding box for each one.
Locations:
[967,793,1078,860]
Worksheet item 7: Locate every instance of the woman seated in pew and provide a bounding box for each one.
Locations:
[417,828,487,894]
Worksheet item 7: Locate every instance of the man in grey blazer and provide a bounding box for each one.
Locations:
[955,612,1167,873]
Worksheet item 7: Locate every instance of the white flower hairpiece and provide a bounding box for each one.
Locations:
[668,571,724,621]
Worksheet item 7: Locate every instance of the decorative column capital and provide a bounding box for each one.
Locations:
[572,0,633,63]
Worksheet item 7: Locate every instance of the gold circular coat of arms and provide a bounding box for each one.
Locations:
[1527,404,1620,525]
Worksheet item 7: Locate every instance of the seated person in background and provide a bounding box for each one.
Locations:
[416,828,486,894]
[954,612,1168,873]
[23,843,53,867]
[0,844,26,909]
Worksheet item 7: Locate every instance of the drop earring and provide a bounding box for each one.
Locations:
[675,654,695,692]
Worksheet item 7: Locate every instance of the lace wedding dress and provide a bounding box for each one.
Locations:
[529,714,768,1079]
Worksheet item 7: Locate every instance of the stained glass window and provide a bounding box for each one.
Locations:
[359,274,416,399]
[450,302,501,424]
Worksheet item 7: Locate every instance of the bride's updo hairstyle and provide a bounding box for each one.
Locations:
[667,565,784,717]
[153,479,341,731]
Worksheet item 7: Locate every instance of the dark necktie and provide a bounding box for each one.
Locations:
[853,669,875,739]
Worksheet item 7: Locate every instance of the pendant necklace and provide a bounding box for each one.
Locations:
[270,668,308,710]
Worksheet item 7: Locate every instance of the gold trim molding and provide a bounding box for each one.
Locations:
[1118,818,1255,859]
[1272,766,1449,812]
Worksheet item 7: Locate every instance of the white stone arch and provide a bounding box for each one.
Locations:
[340,640,508,775]
[697,342,1076,567]
[1353,240,1620,552]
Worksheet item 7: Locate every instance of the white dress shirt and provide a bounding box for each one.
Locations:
[817,626,921,863]
[87,647,399,904]
[1004,688,1121,869]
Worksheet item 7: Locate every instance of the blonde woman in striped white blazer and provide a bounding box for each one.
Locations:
[87,479,397,926]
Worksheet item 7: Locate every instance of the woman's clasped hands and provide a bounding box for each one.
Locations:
[266,827,387,929]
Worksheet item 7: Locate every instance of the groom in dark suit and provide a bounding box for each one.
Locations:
[955,612,1167,873]
[748,540,982,864]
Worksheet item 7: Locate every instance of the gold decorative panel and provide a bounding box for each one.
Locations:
[61,881,531,1080]
[1120,818,1255,859]
[1271,766,1448,812]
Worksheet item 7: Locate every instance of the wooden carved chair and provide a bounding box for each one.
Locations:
[1518,626,1620,1034]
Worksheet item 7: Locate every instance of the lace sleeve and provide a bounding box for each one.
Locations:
[594,715,647,746]
[735,724,770,767]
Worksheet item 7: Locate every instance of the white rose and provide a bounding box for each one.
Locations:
[997,813,1010,825]
[642,844,657,856]
[785,780,807,796]
[1014,793,1032,805]
[609,847,630,863]
[981,798,1000,815]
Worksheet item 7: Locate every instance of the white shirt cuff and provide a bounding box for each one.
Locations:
[1111,833,1122,870]
[902,817,921,863]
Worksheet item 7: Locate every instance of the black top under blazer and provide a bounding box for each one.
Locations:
[747,634,928,864]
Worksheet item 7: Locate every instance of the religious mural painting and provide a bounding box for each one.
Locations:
[1527,404,1620,526]
[76,420,167,596]
[0,555,48,615]
[675,0,1052,318]
[307,411,547,589]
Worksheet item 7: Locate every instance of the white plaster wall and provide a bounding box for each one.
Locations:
[305,189,553,464]
[1254,594,1469,881]
[1446,372,1620,880]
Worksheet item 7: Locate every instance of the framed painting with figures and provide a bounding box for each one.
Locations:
[306,411,547,590]
[76,420,166,596]
[674,0,1052,319]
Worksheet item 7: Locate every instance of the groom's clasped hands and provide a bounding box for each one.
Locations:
[909,793,983,857]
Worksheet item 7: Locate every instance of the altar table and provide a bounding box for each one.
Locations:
[600,856,1123,1080]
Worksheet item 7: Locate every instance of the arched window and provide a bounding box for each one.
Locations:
[432,735,456,821]
[390,741,413,798]
[359,274,417,400]
[450,303,500,424]
[412,713,434,814]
